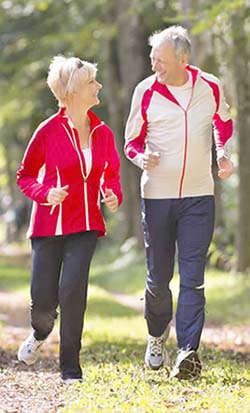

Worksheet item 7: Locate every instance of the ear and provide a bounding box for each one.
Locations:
[180,53,189,66]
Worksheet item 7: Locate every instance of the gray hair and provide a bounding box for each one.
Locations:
[47,55,97,105]
[148,25,191,59]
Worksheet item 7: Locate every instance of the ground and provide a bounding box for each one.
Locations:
[0,246,250,412]
[0,290,64,413]
[1,289,250,413]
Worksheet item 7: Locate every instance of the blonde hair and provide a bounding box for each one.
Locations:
[149,25,191,59]
[47,55,97,105]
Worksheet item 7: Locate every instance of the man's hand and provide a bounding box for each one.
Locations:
[101,188,118,213]
[142,151,160,170]
[47,185,69,205]
[217,157,233,179]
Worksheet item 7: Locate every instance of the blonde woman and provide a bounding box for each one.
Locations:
[17,56,122,384]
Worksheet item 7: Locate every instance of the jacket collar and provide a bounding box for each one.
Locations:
[58,107,104,132]
[185,64,200,87]
[153,64,201,105]
[154,64,200,89]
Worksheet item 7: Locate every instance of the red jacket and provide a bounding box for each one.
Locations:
[17,108,122,237]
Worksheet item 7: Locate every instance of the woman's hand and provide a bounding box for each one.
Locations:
[101,188,118,213]
[47,185,69,205]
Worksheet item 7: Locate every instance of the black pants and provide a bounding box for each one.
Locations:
[30,230,98,380]
[142,196,215,351]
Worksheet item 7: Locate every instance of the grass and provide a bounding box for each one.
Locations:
[61,285,250,413]
[0,256,30,293]
[91,240,146,294]
[91,243,250,325]
[205,270,250,324]
[1,242,250,412]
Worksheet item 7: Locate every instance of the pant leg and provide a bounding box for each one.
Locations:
[30,236,63,340]
[142,199,176,337]
[59,230,98,380]
[176,196,215,350]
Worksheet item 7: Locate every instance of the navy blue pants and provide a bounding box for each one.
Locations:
[30,230,98,380]
[141,196,215,351]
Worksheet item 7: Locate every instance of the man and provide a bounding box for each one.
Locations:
[124,25,233,380]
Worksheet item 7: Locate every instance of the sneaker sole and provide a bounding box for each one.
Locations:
[17,355,38,365]
[174,351,202,380]
[146,360,164,370]
[62,378,83,385]
[17,348,41,365]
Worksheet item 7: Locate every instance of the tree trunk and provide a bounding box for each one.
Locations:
[231,14,250,272]
[116,0,146,247]
[103,0,147,246]
[180,0,225,229]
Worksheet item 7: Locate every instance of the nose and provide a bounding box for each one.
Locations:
[151,59,156,72]
[97,81,102,90]
[151,59,158,72]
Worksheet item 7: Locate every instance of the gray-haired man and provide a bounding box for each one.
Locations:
[125,25,233,379]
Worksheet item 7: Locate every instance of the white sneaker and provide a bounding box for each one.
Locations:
[62,378,83,385]
[170,348,202,380]
[145,324,170,370]
[18,332,44,365]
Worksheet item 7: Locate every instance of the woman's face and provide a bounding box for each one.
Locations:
[74,73,102,108]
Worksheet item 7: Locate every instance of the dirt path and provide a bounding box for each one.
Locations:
[0,291,65,413]
[0,246,65,412]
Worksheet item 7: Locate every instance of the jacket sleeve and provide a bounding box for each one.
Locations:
[16,127,52,204]
[124,84,147,169]
[101,128,123,206]
[212,79,233,159]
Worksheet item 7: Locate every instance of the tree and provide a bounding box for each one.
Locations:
[0,0,174,247]
[179,0,250,271]
[3,0,249,267]
[101,0,176,245]
[231,9,250,272]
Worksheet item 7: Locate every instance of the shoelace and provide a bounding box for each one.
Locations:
[27,337,42,352]
[149,336,164,356]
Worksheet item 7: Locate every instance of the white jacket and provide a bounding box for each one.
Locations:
[124,65,233,199]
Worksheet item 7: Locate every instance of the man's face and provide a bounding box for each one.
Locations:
[150,42,188,86]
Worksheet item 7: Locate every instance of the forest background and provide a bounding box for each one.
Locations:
[0,0,250,273]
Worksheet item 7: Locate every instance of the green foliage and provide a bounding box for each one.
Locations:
[0,0,173,196]
[0,0,243,261]
[165,0,250,34]
[0,0,109,193]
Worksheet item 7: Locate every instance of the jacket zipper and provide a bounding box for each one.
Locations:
[179,111,188,198]
[178,87,194,198]
[62,121,103,230]
[50,166,63,235]
[82,124,103,230]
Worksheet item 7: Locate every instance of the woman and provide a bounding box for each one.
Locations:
[17,55,122,384]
